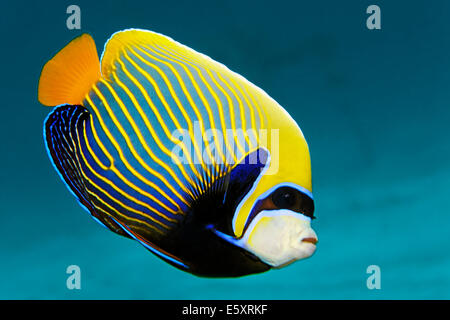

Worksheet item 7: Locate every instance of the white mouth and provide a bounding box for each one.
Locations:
[240,209,318,268]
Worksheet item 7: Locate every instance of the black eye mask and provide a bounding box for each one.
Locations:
[239,186,315,237]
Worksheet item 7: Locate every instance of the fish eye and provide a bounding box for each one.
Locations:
[271,186,315,219]
[272,187,297,209]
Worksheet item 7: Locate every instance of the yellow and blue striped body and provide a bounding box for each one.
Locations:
[39,29,315,277]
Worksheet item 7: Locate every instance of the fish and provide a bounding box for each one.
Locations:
[38,29,317,277]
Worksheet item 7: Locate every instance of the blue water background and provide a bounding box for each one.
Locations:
[0,0,449,299]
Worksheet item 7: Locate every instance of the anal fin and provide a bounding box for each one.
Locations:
[108,215,189,270]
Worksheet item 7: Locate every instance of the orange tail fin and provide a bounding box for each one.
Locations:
[38,34,101,106]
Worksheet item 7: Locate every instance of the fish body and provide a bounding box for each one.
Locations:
[39,29,317,277]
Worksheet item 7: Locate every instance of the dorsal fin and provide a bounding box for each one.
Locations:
[38,34,101,106]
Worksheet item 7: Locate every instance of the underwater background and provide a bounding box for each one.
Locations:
[1,0,449,299]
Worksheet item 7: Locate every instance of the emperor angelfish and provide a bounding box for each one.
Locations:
[38,29,317,277]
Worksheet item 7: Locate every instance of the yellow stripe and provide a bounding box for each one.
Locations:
[87,111,186,215]
[200,69,239,164]
[139,50,237,165]
[114,56,203,186]
[119,51,206,184]
[241,81,267,131]
[110,70,195,200]
[100,78,191,206]
[93,82,181,214]
[157,44,255,152]
[143,45,228,166]
[86,112,187,218]
[65,112,173,231]
[85,91,183,220]
[92,204,161,236]
[85,186,167,233]
[226,75,259,144]
[136,44,223,177]
[79,118,179,224]
[134,44,225,191]
[214,72,248,156]
[128,46,212,172]
[82,117,111,171]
